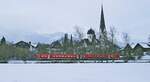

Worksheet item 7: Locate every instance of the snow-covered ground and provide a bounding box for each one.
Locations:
[0,64,150,82]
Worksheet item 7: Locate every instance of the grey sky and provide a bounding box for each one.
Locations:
[0,0,150,43]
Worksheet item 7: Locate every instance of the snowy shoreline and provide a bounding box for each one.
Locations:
[0,63,150,82]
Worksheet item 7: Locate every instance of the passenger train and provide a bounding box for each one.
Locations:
[35,53,120,63]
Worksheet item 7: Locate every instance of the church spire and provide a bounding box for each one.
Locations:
[100,5,106,33]
[99,5,108,47]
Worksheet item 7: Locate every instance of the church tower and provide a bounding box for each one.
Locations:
[99,5,107,38]
[99,5,108,48]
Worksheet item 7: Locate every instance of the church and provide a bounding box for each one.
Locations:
[81,5,107,47]
[49,5,119,54]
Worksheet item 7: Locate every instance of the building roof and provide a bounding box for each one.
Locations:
[15,41,31,48]
[126,42,150,49]
[50,40,62,48]
[130,43,136,49]
[139,42,150,48]
[124,43,132,50]
[87,28,95,34]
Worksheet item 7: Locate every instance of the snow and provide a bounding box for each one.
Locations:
[129,42,150,49]
[0,64,150,82]
[141,52,150,60]
[130,43,136,49]
[8,60,25,64]
[139,42,150,48]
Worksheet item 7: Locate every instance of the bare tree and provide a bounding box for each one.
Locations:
[107,26,118,53]
[74,25,84,40]
[109,26,117,45]
[122,32,130,45]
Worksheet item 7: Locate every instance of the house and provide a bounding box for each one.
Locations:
[133,43,150,55]
[15,41,36,52]
[139,42,150,52]
[123,42,150,59]
[122,44,134,59]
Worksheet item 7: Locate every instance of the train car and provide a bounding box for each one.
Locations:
[35,52,120,63]
[35,54,79,60]
[49,54,79,59]
[35,54,49,59]
[81,53,120,60]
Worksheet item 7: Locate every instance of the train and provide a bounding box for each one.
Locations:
[35,53,120,63]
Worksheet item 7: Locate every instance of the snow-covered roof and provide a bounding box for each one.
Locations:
[139,42,150,48]
[130,43,136,49]
[129,42,150,49]
[31,43,38,47]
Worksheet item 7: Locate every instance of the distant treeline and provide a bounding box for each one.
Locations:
[0,36,54,62]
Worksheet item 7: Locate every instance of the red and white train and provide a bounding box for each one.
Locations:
[35,53,120,60]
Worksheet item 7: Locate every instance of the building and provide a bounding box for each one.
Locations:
[15,41,36,52]
[49,5,119,54]
[123,42,150,59]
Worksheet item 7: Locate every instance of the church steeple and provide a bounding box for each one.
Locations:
[99,5,108,47]
[100,5,106,33]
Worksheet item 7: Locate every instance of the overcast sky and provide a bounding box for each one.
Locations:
[0,0,150,43]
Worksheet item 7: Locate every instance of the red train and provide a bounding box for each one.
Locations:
[35,53,120,60]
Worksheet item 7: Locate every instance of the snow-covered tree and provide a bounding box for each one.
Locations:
[122,32,130,45]
[74,25,84,40]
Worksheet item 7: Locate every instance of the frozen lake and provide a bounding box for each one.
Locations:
[0,63,150,82]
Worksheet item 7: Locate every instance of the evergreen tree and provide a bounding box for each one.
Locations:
[36,43,49,54]
[70,35,73,47]
[63,33,70,53]
[63,33,69,48]
[1,36,6,45]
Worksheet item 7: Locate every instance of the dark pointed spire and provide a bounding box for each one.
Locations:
[100,5,106,33]
[70,34,73,47]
